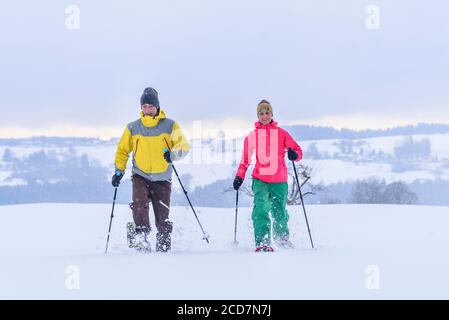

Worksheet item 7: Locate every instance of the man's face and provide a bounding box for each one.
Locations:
[258,109,272,124]
[142,104,158,116]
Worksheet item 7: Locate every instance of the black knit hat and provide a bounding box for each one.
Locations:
[140,87,160,108]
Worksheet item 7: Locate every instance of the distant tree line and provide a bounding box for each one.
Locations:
[285,123,449,141]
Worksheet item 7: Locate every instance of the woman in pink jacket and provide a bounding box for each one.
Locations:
[233,100,302,252]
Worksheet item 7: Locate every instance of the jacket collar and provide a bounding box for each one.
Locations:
[140,109,166,127]
[255,120,278,129]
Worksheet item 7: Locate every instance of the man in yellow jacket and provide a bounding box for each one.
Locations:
[112,87,190,252]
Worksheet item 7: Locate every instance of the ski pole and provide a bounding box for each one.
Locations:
[163,138,210,243]
[233,191,239,245]
[292,161,315,249]
[105,186,118,254]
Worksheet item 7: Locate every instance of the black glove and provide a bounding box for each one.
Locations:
[163,150,172,163]
[233,176,243,191]
[287,148,299,161]
[111,170,123,187]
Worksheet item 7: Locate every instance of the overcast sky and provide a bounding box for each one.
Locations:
[1,0,448,138]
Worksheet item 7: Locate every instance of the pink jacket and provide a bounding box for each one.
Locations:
[236,120,302,183]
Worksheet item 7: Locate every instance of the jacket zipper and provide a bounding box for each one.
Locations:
[134,138,139,158]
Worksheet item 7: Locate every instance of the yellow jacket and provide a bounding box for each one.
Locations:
[114,109,190,181]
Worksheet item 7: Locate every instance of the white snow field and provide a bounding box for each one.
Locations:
[0,203,448,299]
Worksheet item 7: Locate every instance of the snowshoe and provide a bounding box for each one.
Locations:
[255,245,274,252]
[127,222,136,248]
[274,238,294,249]
[127,222,151,253]
[156,233,171,252]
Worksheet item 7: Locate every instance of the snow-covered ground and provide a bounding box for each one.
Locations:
[0,203,448,299]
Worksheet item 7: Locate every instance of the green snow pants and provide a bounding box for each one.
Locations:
[252,178,290,247]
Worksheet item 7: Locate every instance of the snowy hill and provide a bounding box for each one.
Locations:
[1,203,448,299]
[0,133,449,188]
[1,129,449,207]
[1,132,449,189]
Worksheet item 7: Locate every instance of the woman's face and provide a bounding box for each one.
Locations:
[258,109,272,124]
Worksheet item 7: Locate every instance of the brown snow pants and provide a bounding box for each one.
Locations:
[130,174,173,236]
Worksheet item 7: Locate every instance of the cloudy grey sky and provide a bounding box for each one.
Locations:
[1,0,448,138]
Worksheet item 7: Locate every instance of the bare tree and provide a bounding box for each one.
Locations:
[384,181,418,204]
[287,162,324,205]
[351,177,418,204]
[352,177,385,204]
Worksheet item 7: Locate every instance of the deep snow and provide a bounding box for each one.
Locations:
[0,203,448,299]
